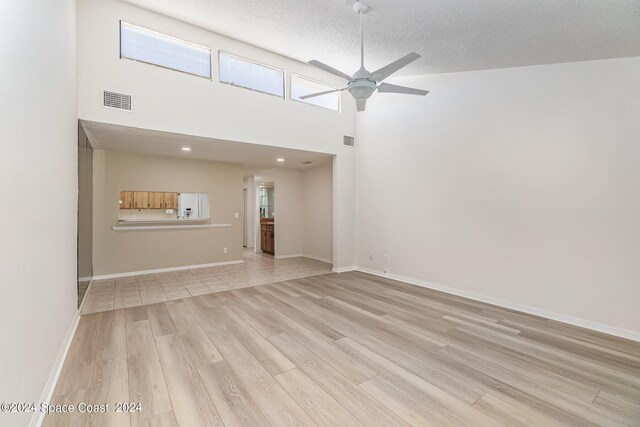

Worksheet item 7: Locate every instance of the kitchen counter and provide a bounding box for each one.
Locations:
[112,222,231,231]
[118,218,209,225]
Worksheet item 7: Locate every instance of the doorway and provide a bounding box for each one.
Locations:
[258,182,275,255]
[243,188,248,247]
[77,124,93,308]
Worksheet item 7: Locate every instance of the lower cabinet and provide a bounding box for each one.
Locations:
[261,223,274,255]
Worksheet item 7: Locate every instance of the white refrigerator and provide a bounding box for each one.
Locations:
[178,193,209,219]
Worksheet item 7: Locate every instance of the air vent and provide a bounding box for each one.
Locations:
[103,90,132,111]
[300,161,313,165]
[343,135,355,147]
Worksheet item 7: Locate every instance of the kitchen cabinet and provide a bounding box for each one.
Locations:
[133,191,149,209]
[149,192,164,209]
[120,191,134,209]
[164,192,178,209]
[261,223,274,255]
[119,191,179,210]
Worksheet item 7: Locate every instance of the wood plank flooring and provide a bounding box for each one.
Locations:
[45,272,640,426]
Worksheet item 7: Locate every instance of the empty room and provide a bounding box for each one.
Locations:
[1,0,639,426]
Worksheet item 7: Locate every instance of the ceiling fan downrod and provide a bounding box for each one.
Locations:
[353,1,369,70]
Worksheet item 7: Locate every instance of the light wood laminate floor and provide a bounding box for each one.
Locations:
[46,272,640,426]
[81,251,332,314]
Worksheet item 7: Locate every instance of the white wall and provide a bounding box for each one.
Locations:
[92,150,243,276]
[0,1,78,425]
[302,161,333,263]
[356,56,640,339]
[77,0,357,270]
[253,168,321,260]
[274,169,303,258]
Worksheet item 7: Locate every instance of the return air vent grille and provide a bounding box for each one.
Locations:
[343,135,355,147]
[103,90,132,111]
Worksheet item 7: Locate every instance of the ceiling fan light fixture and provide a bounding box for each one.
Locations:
[348,82,376,100]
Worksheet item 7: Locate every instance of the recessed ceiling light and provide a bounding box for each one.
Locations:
[277,158,285,162]
[182,147,191,151]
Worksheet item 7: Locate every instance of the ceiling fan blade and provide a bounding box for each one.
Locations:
[377,82,429,96]
[356,98,367,112]
[299,88,346,100]
[308,60,352,81]
[371,52,421,82]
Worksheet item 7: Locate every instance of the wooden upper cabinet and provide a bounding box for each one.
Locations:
[164,192,178,209]
[133,191,149,209]
[149,192,164,209]
[120,191,179,210]
[120,191,134,209]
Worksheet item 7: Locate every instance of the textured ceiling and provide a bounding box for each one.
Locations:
[81,121,332,176]
[123,0,640,75]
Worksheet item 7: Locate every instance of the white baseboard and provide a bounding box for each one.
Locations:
[78,276,92,282]
[93,260,244,280]
[275,254,303,260]
[301,254,333,264]
[333,266,356,273]
[355,266,640,343]
[30,309,80,427]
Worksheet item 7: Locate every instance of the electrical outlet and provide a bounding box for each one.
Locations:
[384,254,389,264]
[234,212,239,218]
[369,254,373,261]
[223,247,228,254]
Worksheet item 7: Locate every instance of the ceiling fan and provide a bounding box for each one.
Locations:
[302,0,429,112]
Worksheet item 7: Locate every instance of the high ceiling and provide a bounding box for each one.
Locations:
[124,0,640,75]
[81,121,332,177]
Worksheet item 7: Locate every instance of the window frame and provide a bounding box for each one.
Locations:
[290,73,342,113]
[119,20,213,80]
[217,51,286,99]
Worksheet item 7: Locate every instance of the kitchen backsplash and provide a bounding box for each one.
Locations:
[119,208,177,221]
